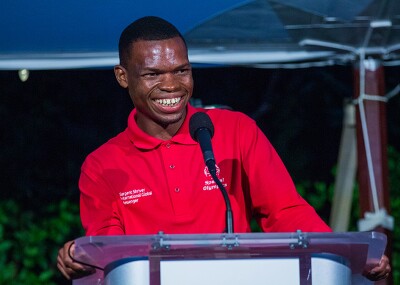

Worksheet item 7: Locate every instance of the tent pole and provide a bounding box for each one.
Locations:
[353,58,393,285]
[329,102,357,232]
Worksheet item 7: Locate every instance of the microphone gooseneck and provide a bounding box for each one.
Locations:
[189,112,234,234]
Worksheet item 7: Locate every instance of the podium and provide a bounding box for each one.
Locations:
[72,231,386,285]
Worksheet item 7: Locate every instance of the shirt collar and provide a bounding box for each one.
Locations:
[126,104,199,150]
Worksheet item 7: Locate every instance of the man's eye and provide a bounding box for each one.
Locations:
[144,73,158,77]
[176,69,189,74]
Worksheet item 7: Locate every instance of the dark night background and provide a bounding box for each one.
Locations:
[1,65,399,206]
[1,65,400,283]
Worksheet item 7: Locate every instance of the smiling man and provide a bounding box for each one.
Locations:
[114,25,193,140]
[57,16,391,282]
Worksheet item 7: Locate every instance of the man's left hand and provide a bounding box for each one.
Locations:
[364,255,391,281]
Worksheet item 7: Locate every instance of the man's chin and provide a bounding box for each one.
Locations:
[156,112,186,128]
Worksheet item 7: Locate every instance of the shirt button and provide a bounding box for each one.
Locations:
[165,143,171,148]
[169,164,175,169]
[175,187,180,193]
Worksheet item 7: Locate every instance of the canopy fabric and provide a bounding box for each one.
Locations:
[0,0,399,69]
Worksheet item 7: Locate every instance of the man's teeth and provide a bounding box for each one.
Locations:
[155,97,181,107]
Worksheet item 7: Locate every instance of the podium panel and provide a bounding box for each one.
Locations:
[102,255,353,285]
[104,258,149,285]
[72,231,385,285]
[160,258,300,285]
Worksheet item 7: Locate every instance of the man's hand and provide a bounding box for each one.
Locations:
[364,254,391,281]
[57,240,96,280]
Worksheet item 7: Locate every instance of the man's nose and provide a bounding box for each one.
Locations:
[159,73,179,91]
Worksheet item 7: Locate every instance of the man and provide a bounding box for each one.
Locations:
[57,16,390,281]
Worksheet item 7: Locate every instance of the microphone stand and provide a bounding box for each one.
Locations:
[207,160,234,234]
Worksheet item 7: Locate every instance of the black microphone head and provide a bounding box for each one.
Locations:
[189,112,214,142]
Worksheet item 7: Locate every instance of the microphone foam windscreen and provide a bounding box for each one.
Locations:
[189,112,215,141]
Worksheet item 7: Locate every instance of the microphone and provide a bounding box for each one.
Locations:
[189,112,234,234]
[189,112,216,174]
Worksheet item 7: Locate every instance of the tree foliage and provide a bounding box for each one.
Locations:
[0,199,82,284]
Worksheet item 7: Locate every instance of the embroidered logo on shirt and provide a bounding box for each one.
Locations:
[203,164,221,177]
[202,165,228,191]
[119,188,152,205]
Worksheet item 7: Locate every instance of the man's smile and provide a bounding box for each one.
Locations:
[153,96,182,107]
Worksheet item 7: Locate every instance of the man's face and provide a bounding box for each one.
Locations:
[114,37,193,134]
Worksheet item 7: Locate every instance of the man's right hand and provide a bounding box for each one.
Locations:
[57,240,96,280]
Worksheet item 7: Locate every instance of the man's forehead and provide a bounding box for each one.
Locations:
[131,37,186,50]
[130,37,188,62]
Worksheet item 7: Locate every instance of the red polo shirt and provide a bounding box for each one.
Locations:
[80,104,331,236]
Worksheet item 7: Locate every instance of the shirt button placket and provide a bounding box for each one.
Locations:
[169,164,178,193]
[163,142,186,215]
[165,143,177,191]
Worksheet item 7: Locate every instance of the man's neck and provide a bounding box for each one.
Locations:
[135,113,186,141]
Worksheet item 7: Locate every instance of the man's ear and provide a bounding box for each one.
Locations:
[114,65,128,88]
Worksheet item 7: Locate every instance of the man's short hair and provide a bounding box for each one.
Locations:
[118,16,187,67]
